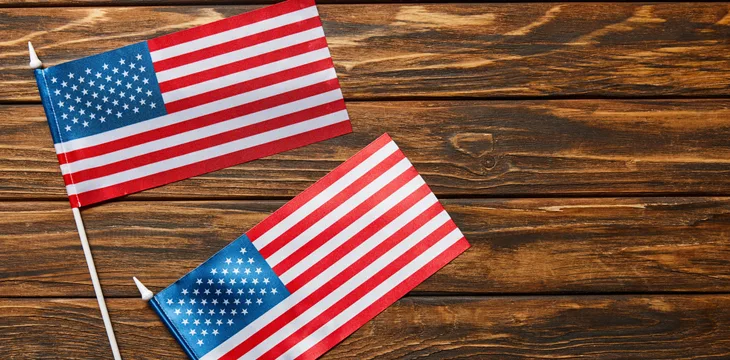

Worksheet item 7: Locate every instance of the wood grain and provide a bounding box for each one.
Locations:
[2,198,730,297]
[2,295,729,359]
[3,3,730,101]
[4,99,730,200]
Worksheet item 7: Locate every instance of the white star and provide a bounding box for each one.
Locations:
[54,89,61,96]
[122,71,129,77]
[189,329,196,336]
[242,309,248,315]
[186,309,193,316]
[215,289,221,296]
[75,97,82,103]
[51,77,57,83]
[178,299,185,305]
[236,258,243,265]
[193,319,200,326]
[223,299,229,306]
[99,116,106,123]
[119,91,125,98]
[227,319,234,326]
[139,66,146,72]
[245,299,252,305]
[85,68,92,75]
[123,103,129,110]
[79,109,85,115]
[234,298,241,305]
[85,101,92,107]
[244,268,251,275]
[89,113,96,120]
[68,105,75,112]
[92,92,99,99]
[260,288,267,295]
[189,298,196,305]
[68,73,74,79]
[107,108,113,114]
[226,288,233,295]
[116,112,122,118]
[212,329,219,336]
[196,278,203,285]
[99,84,106,91]
[263,278,270,285]
[88,80,95,87]
[64,93,71,100]
[238,288,244,295]
[166,299,173,305]
[230,278,236,285]
[109,88,116,94]
[96,104,102,111]
[255,268,262,275]
[142,78,149,84]
[126,82,132,89]
[136,54,142,61]
[102,63,109,70]
[216,319,223,326]
[218,278,225,285]
[119,58,125,65]
[112,99,118,106]
[197,309,203,315]
[112,67,119,74]
[197,339,203,346]
[233,268,240,275]
[252,278,259,285]
[140,99,146,105]
[256,298,263,305]
[105,75,112,82]
[65,125,71,132]
[71,117,78,124]
[204,288,210,295]
[61,81,68,87]
[207,279,214,285]
[271,288,278,295]
[249,288,255,295]
[181,318,188,325]
[133,75,140,82]
[241,278,248,285]
[219,309,226,315]
[115,79,122,86]
[71,85,78,91]
[225,258,232,265]
[204,319,211,326]
[210,268,217,275]
[201,330,208,336]
[57,101,64,107]
[78,77,85,83]
[193,289,199,295]
[95,72,102,79]
[209,309,215,315]
[222,269,228,276]
[248,258,254,264]
[150,102,156,109]
[174,309,181,315]
[129,63,136,69]
[146,90,153,96]
[231,309,237,316]
[82,89,88,96]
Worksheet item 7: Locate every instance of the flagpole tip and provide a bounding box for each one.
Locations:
[28,42,43,69]
[133,277,154,301]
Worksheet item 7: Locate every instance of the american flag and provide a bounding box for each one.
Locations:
[34,0,351,208]
[151,134,470,360]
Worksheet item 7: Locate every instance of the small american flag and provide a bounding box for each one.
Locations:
[34,0,351,207]
[151,134,470,360]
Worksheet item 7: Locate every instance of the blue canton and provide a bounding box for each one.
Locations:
[38,42,167,143]
[153,235,290,357]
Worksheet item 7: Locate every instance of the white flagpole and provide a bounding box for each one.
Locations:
[29,42,123,360]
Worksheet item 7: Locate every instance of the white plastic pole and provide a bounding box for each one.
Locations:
[30,42,122,360]
[72,208,123,360]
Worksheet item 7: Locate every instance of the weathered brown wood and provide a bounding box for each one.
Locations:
[3,3,730,101]
[1,295,729,359]
[2,198,730,297]
[4,99,730,199]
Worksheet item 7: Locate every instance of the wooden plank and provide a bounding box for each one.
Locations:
[1,295,729,359]
[2,197,730,297]
[3,3,730,101]
[4,99,730,199]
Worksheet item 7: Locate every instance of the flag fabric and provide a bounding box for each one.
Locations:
[151,134,470,360]
[33,0,351,208]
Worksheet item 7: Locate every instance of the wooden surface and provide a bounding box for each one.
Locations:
[2,1,730,359]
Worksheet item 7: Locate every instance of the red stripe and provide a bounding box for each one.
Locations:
[248,133,394,242]
[158,37,328,93]
[64,101,346,184]
[71,121,351,207]
[262,219,460,360]
[295,237,470,360]
[219,206,454,360]
[153,16,323,74]
[147,0,316,51]
[165,57,334,113]
[57,79,341,165]
[258,149,406,259]
[283,182,433,293]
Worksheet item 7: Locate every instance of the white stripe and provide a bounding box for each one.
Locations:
[251,141,399,249]
[156,27,325,84]
[150,6,320,62]
[66,110,349,195]
[238,211,452,359]
[161,45,331,104]
[266,157,413,268]
[60,89,343,175]
[200,208,451,360]
[278,228,464,360]
[277,175,428,284]
[55,68,338,154]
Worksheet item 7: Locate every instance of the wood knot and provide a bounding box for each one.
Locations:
[449,132,494,158]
